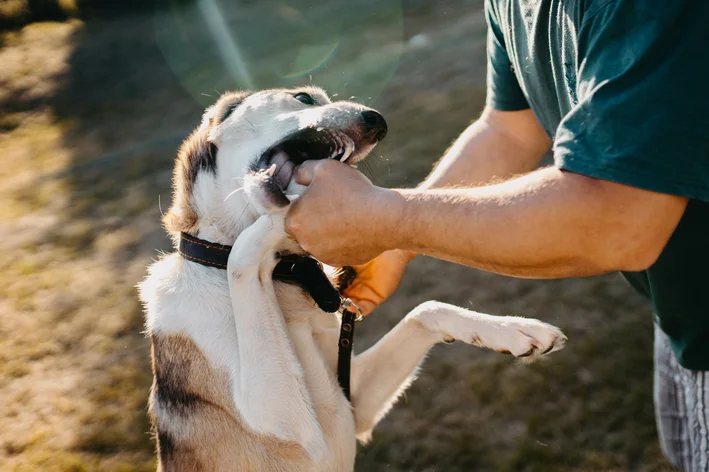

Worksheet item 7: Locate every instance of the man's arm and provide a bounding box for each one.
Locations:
[392,168,687,277]
[288,107,550,314]
[421,106,551,189]
[288,163,687,278]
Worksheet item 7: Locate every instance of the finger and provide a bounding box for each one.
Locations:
[283,211,296,237]
[294,160,321,186]
[344,284,381,316]
[283,200,301,238]
[349,296,378,317]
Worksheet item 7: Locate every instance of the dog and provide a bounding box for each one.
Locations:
[138,87,567,471]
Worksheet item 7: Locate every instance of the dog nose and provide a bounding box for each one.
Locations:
[360,110,388,142]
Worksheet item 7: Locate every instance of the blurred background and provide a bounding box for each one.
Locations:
[0,0,673,470]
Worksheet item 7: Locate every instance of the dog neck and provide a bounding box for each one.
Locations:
[189,212,258,248]
[178,232,342,313]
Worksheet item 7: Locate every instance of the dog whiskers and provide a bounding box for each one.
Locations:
[233,200,255,229]
[359,160,380,185]
[244,117,257,132]
[224,187,244,203]
[158,194,164,217]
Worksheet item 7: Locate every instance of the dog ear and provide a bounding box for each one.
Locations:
[203,90,253,128]
[162,128,217,235]
[163,91,252,237]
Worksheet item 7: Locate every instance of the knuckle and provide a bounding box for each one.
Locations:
[286,217,300,234]
[316,158,336,174]
[312,164,325,178]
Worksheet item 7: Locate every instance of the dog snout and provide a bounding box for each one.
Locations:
[360,110,387,142]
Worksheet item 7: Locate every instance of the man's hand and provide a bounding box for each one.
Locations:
[341,249,416,316]
[285,159,401,266]
[285,107,551,312]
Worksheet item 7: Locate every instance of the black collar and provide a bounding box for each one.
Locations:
[178,231,359,400]
[179,232,341,312]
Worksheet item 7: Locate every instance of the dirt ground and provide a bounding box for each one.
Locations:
[0,1,675,470]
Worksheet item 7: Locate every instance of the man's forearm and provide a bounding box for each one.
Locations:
[286,111,685,274]
[382,167,687,278]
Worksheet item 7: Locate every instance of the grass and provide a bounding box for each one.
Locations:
[0,1,674,470]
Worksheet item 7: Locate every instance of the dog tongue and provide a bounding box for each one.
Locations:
[270,150,296,190]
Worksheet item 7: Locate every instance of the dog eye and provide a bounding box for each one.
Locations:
[294,93,315,105]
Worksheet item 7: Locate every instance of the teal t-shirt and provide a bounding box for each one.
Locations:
[485,0,709,370]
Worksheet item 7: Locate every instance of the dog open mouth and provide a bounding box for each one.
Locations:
[254,127,356,193]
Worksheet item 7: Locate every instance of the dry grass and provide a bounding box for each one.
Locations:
[0,1,674,470]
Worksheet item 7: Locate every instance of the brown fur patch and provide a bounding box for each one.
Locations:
[162,91,252,235]
[148,332,310,471]
[162,128,215,234]
[210,91,252,126]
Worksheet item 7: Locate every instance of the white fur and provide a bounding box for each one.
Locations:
[140,88,567,470]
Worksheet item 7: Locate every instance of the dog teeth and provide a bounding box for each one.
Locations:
[266,163,277,176]
[340,141,354,162]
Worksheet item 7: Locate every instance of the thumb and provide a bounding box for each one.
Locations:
[294,160,321,186]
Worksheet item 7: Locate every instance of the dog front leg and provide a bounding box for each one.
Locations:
[349,309,440,443]
[228,215,326,460]
[351,301,566,442]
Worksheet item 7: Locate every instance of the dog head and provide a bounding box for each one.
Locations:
[164,87,387,244]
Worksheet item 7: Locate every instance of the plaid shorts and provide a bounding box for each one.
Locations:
[654,324,709,471]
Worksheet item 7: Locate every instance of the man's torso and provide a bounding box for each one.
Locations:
[486,0,709,369]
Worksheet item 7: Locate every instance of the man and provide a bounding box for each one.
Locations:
[285,1,709,469]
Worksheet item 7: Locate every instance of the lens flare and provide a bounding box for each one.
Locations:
[280,39,340,79]
[154,0,403,107]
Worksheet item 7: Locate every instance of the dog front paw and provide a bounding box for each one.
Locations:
[227,215,286,276]
[411,301,567,362]
[494,318,567,363]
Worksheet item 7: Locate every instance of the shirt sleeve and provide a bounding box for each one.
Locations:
[554,0,709,202]
[484,0,529,111]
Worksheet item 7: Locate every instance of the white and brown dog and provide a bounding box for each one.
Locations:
[139,88,566,471]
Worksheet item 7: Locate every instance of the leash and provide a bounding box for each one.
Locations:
[337,298,362,401]
[178,232,362,401]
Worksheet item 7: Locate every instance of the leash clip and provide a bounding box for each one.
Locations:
[340,298,363,322]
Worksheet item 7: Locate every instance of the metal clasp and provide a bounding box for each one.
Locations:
[340,298,363,322]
